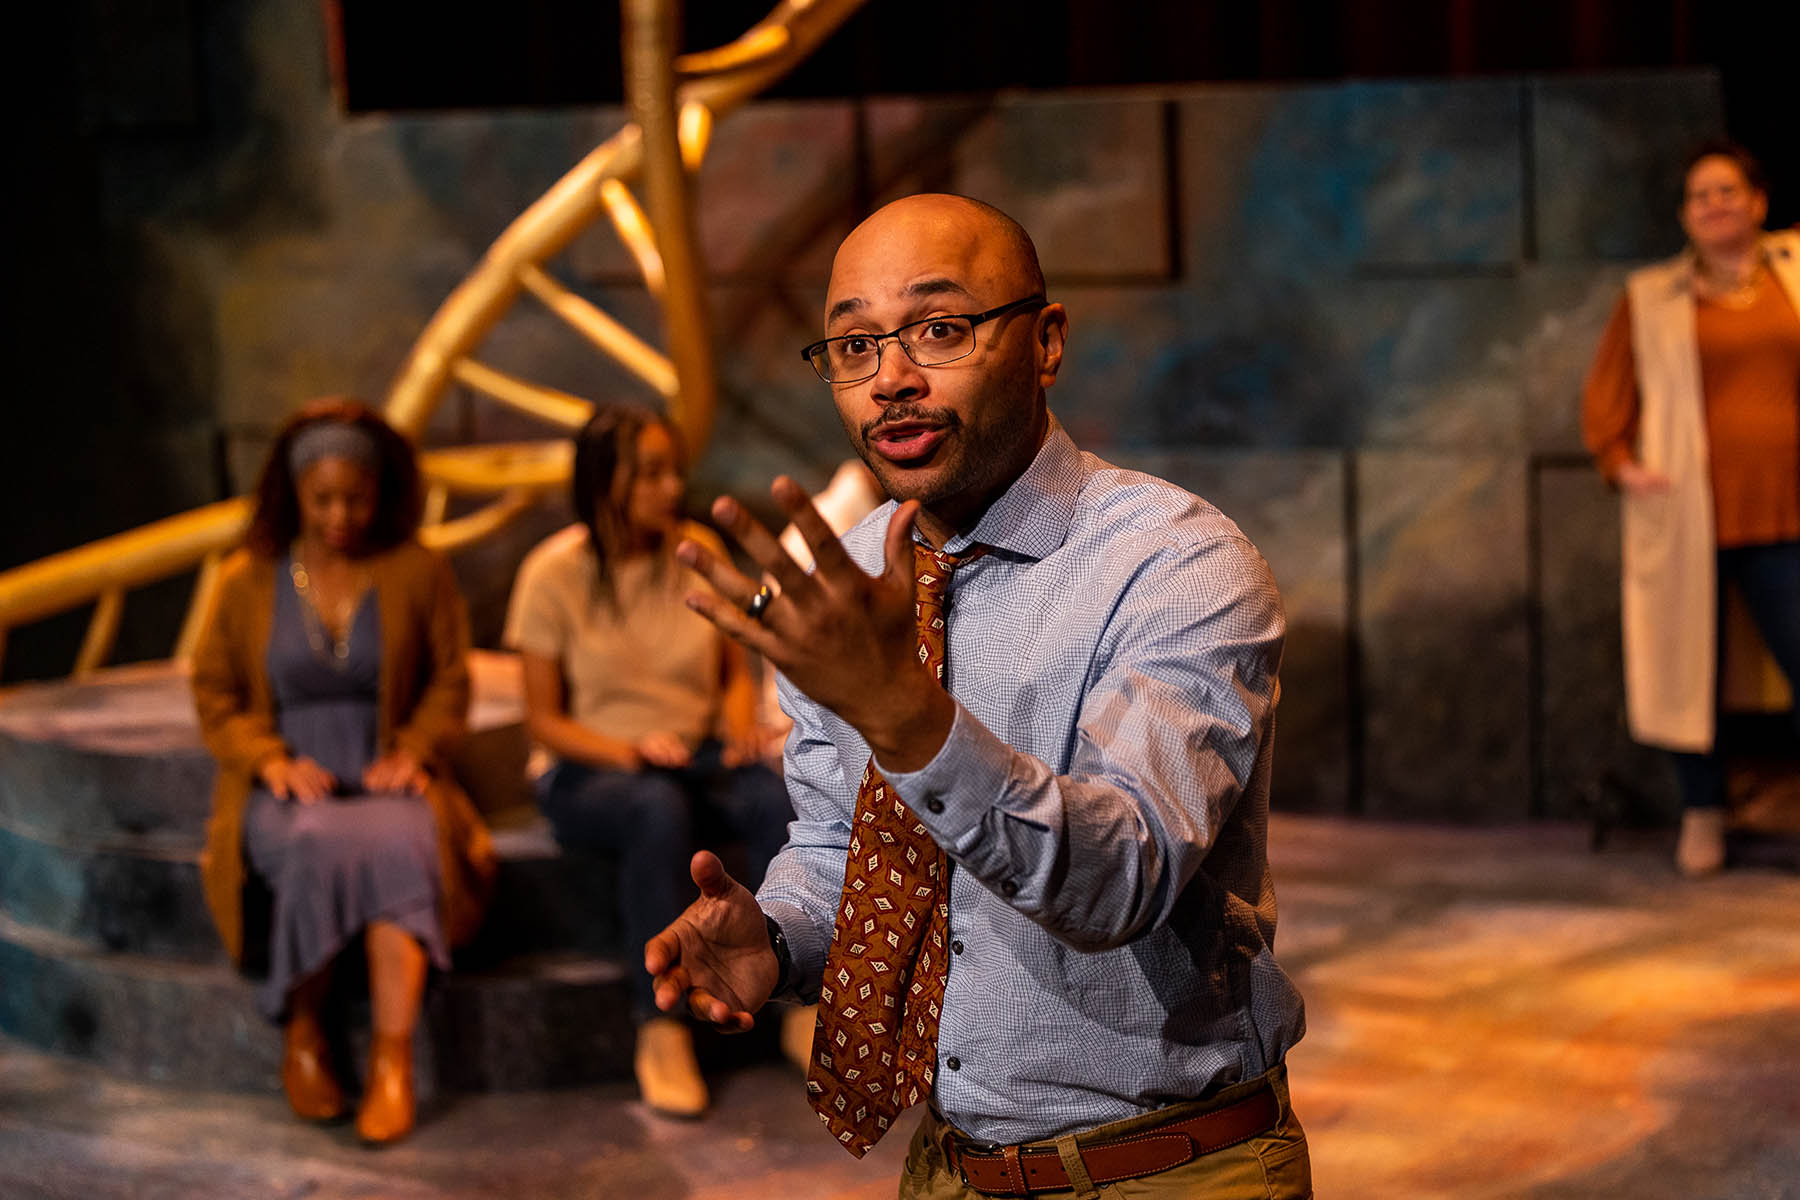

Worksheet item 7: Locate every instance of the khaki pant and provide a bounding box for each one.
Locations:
[900,1066,1312,1200]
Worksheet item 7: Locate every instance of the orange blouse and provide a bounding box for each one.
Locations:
[1583,280,1800,548]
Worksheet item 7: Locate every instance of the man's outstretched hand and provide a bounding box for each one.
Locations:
[644,851,780,1033]
[676,478,956,775]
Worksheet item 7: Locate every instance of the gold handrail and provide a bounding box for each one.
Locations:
[72,589,126,680]
[0,443,571,671]
[421,442,573,494]
[514,264,679,398]
[0,498,252,634]
[420,489,544,554]
[450,358,596,431]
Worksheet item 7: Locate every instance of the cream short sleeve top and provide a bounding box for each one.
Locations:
[504,521,730,750]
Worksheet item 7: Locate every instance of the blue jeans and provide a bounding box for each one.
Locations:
[1672,540,1800,810]
[536,741,792,1017]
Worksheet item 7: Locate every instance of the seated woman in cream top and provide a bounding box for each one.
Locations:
[504,403,792,1116]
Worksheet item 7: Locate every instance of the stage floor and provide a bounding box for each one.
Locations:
[4,815,1798,1200]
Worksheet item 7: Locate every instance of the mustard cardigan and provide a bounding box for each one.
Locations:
[191,540,496,966]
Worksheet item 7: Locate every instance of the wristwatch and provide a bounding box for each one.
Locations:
[765,913,794,997]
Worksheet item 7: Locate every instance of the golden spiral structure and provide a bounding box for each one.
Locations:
[0,0,864,678]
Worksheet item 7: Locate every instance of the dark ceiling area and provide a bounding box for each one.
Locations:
[332,1,1791,221]
[331,1,1735,107]
[336,1,1728,109]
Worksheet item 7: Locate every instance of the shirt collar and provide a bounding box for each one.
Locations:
[939,417,1084,562]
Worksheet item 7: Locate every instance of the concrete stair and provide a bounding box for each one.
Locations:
[0,653,636,1092]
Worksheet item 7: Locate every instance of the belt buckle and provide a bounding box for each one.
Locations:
[952,1136,1005,1194]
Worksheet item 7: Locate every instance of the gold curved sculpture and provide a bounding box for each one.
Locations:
[0,0,865,678]
[385,0,864,448]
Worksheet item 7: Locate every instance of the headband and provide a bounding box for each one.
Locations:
[288,421,380,478]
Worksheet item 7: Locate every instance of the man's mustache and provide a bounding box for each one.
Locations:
[860,405,961,441]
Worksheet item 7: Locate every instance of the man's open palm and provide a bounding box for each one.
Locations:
[644,851,781,1032]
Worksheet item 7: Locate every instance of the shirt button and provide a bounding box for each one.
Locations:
[951,940,964,955]
[946,1056,961,1071]
[926,798,945,815]
[1000,879,1019,897]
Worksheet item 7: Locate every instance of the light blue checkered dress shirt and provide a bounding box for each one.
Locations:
[759,422,1305,1145]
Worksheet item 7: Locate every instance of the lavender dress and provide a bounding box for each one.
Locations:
[243,560,449,1019]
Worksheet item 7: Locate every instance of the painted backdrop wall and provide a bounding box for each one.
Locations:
[10,0,1733,822]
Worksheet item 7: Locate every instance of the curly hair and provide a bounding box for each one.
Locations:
[1683,138,1769,198]
[570,402,685,608]
[243,397,423,558]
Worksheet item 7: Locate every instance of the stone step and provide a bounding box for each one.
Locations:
[0,908,634,1093]
[0,654,531,842]
[0,674,215,844]
[456,818,623,966]
[0,813,625,964]
[0,651,627,963]
[0,653,654,1092]
[0,821,220,962]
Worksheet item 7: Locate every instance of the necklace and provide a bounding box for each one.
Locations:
[289,553,365,664]
[1698,257,1766,310]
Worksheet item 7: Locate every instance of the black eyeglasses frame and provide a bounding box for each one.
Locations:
[799,294,1049,384]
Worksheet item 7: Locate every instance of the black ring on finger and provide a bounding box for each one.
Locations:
[744,584,773,621]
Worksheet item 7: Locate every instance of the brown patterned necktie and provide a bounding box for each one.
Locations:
[807,541,987,1157]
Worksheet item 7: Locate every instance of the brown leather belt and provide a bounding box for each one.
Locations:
[943,1085,1280,1196]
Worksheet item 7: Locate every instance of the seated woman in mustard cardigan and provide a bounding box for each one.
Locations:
[192,398,495,1144]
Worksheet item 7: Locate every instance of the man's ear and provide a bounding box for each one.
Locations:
[1036,303,1068,389]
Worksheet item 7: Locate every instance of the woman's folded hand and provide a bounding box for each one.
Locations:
[260,755,337,803]
[363,749,430,795]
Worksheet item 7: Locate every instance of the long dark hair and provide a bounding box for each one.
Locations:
[571,402,684,608]
[243,397,423,558]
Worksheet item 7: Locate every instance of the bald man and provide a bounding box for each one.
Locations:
[649,195,1310,1198]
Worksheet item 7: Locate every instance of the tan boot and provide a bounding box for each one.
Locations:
[1676,807,1727,877]
[282,1012,346,1121]
[634,1017,708,1117]
[780,1004,818,1072]
[356,1033,416,1145]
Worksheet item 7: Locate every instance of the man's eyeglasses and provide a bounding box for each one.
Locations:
[800,295,1048,384]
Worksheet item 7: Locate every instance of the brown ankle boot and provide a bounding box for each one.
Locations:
[356,1033,416,1145]
[282,1013,346,1121]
